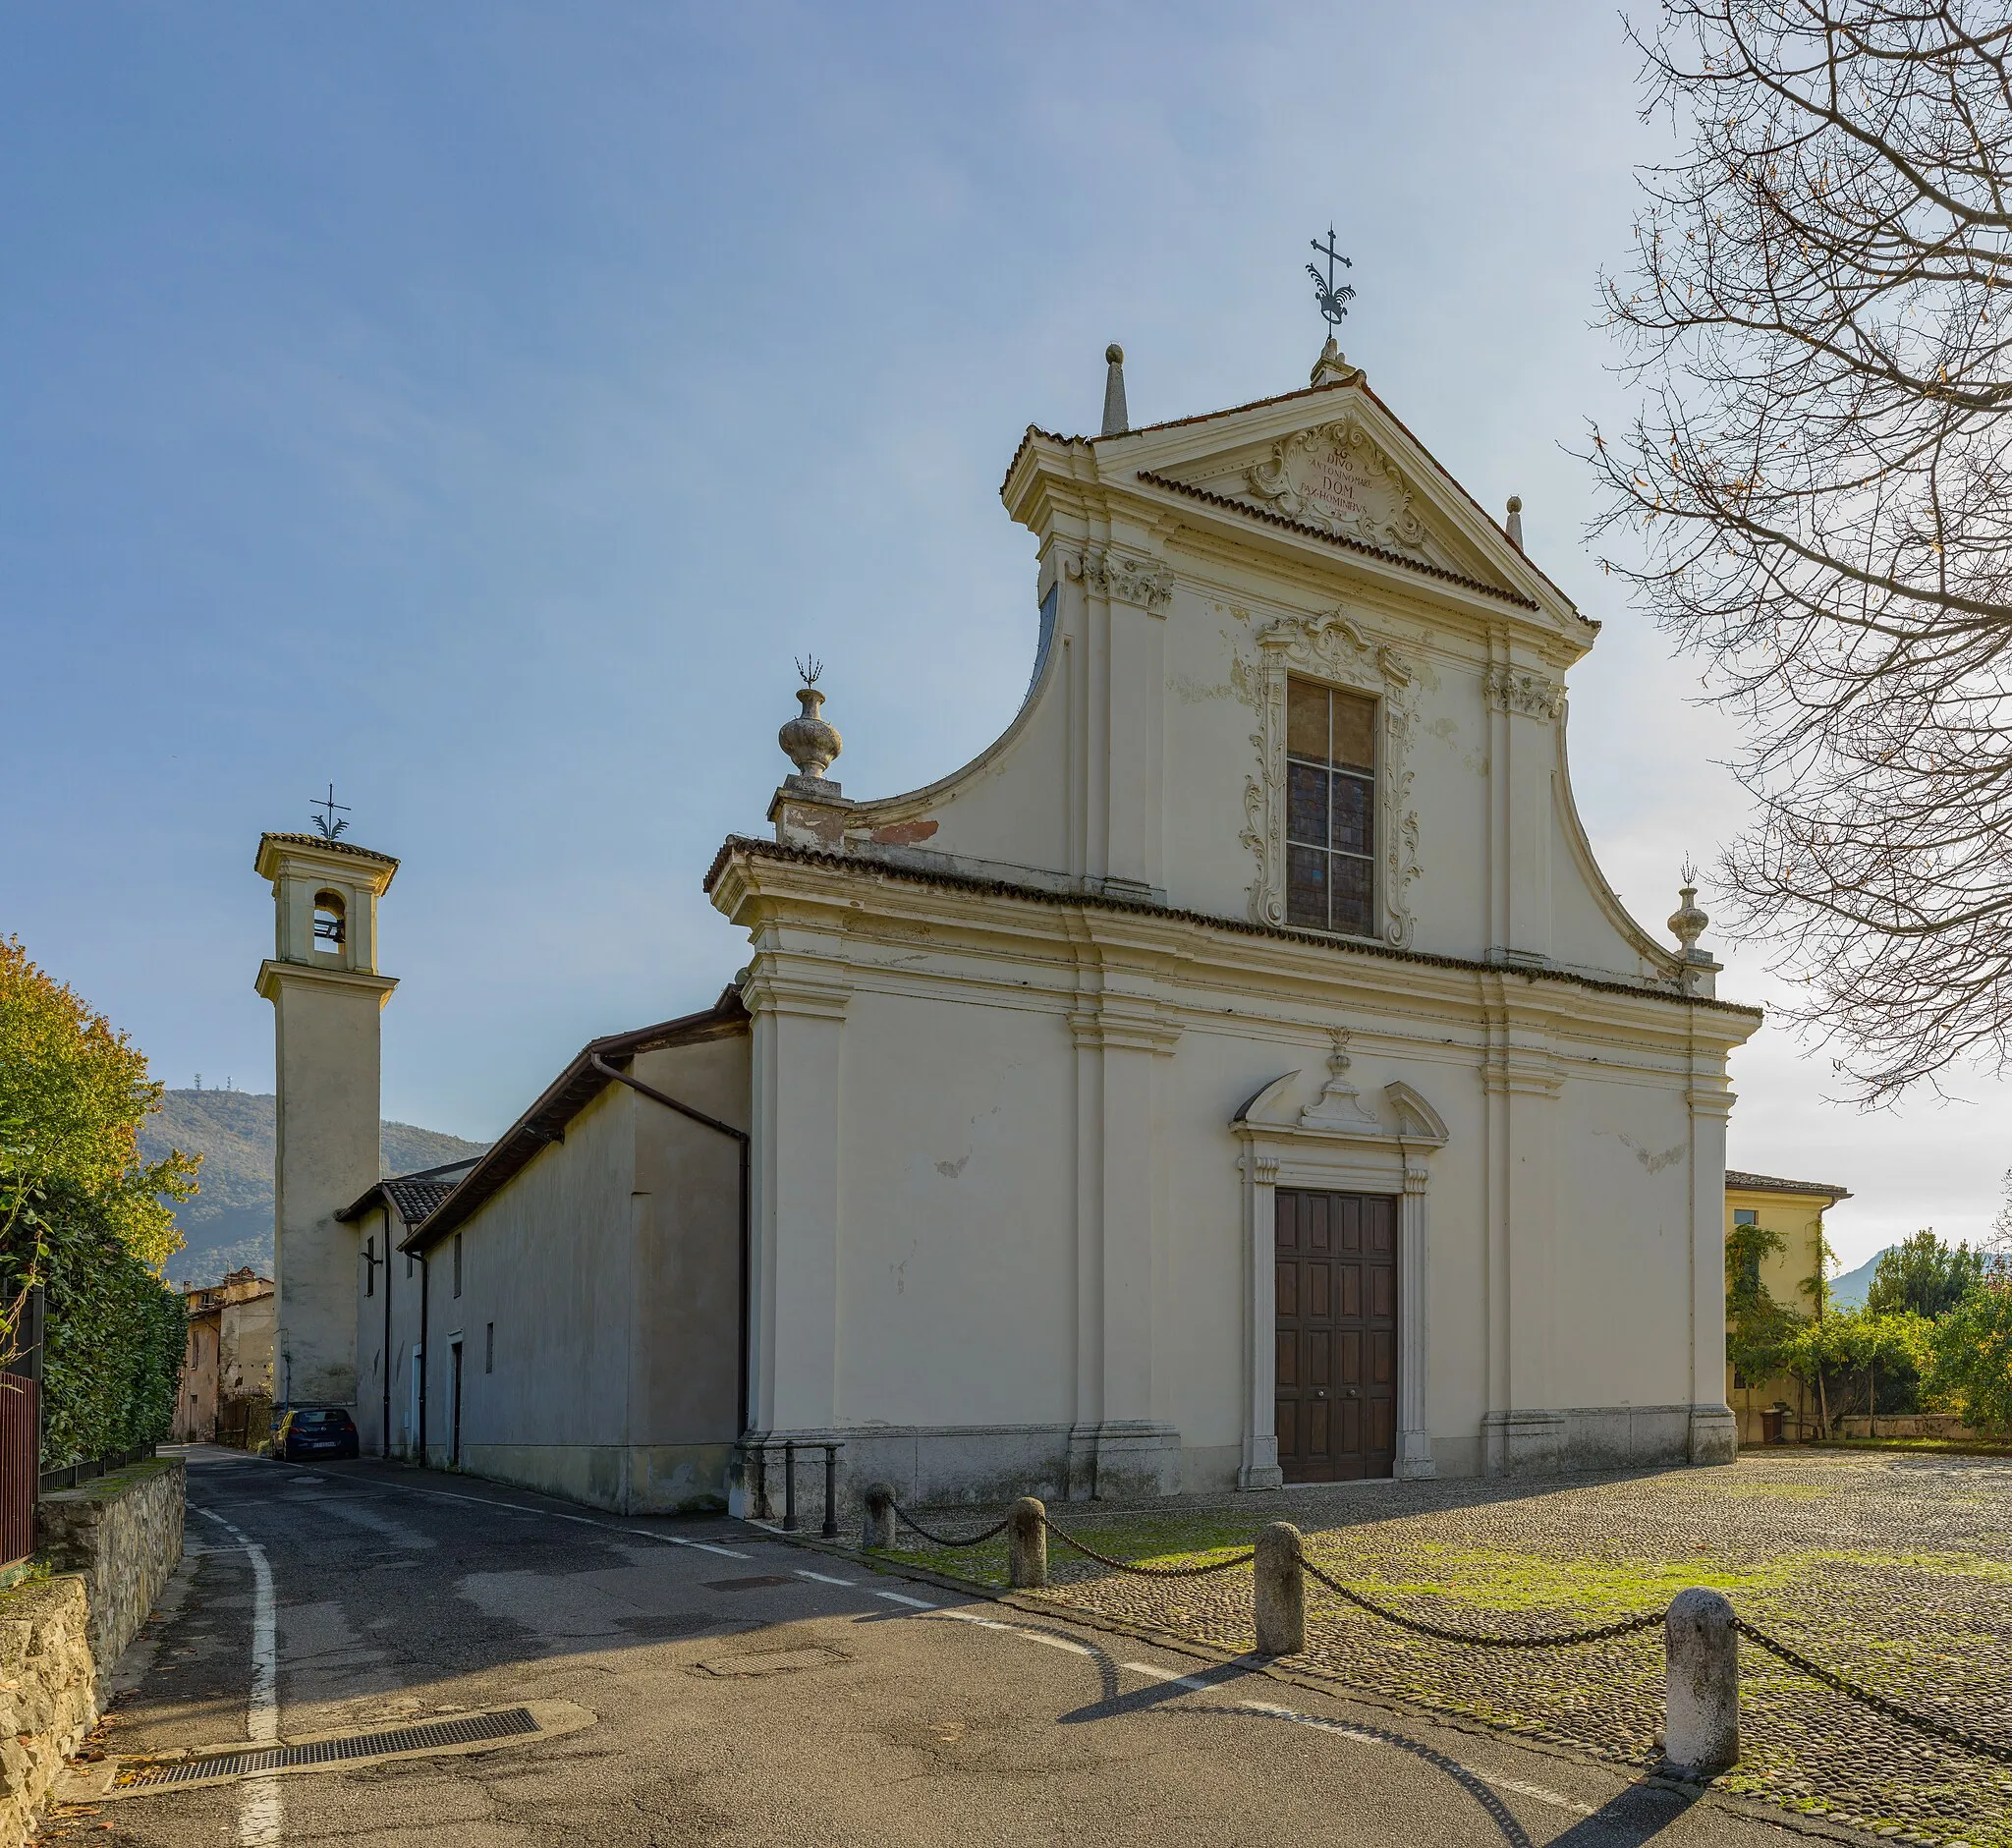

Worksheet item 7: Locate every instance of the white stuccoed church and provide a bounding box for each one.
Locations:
[254,333,1761,1514]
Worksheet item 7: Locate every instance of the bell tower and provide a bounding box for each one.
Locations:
[253,828,399,1412]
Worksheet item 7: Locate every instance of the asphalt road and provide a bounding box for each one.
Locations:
[50,1448,1875,1847]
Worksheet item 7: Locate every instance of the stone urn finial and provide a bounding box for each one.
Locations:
[778,657,842,783]
[1667,861,1709,959]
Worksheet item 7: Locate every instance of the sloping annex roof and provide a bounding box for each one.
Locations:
[1725,1170,1852,1204]
[703,835,1762,1021]
[337,1156,486,1231]
[390,988,750,1255]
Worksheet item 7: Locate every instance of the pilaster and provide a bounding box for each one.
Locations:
[743,959,851,1436]
[1066,981,1181,1499]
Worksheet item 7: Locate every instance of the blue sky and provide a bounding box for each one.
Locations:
[4,2,2003,1264]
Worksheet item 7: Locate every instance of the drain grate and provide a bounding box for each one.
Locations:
[115,1708,541,1788]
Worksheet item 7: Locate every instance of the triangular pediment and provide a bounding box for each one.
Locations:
[1078,368,1588,630]
[1146,402,1516,590]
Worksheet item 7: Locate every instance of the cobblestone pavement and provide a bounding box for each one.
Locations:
[881,1451,2012,1847]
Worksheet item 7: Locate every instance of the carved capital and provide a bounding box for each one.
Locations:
[1084,550,1173,610]
[1482,665,1562,721]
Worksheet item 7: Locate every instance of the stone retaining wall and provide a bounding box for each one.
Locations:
[37,1457,186,1701]
[0,1577,98,1847]
[0,1457,187,1846]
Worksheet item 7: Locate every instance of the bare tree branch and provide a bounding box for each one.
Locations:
[1589,1,2012,1100]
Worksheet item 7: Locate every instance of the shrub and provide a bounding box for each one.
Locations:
[9,1182,185,1467]
[1928,1279,2012,1434]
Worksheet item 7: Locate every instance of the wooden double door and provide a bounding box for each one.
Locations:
[1275,1190,1397,1482]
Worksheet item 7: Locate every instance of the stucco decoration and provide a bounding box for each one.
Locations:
[1083,549,1174,610]
[1241,609,1421,946]
[1298,1030,1380,1131]
[1482,665,1562,722]
[1244,416,1438,561]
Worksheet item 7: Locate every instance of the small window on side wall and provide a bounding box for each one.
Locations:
[1284,677,1377,937]
[313,890,347,950]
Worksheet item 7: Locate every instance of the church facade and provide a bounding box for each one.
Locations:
[260,340,1760,1512]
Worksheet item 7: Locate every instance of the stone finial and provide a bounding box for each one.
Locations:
[1310,337,1364,388]
[1667,866,1709,960]
[1505,495,1524,553]
[1100,344,1129,437]
[778,658,842,785]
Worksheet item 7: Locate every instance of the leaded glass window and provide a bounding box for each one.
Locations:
[1284,677,1376,937]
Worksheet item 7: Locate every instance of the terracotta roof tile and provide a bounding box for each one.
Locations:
[256,831,400,867]
[1725,1170,1852,1202]
[1134,472,1539,610]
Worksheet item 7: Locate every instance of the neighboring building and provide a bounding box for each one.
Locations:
[1723,1170,1851,1443]
[262,337,1766,1514]
[337,1022,746,1507]
[173,1268,275,1445]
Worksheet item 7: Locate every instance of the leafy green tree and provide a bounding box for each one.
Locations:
[1781,1309,1936,1428]
[1928,1279,2012,1434]
[1867,1230,1986,1321]
[0,937,196,1275]
[2,1181,189,1466]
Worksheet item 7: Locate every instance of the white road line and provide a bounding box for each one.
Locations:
[1237,1700,1595,1817]
[263,1471,752,1558]
[929,1619,1601,1819]
[795,1569,855,1586]
[927,1610,1096,1656]
[874,1590,938,1609]
[194,1507,282,1847]
[1122,1660,1219,1694]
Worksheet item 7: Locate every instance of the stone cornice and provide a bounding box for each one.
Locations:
[253,959,398,1006]
[702,836,1764,1040]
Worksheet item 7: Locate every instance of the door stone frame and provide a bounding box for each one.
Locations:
[1232,1068,1447,1487]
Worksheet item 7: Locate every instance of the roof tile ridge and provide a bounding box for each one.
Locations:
[707,835,1763,1019]
[1133,472,1539,610]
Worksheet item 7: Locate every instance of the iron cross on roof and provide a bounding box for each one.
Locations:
[1307,226,1355,332]
[310,783,351,841]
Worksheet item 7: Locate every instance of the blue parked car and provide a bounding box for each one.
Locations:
[275,1407,360,1461]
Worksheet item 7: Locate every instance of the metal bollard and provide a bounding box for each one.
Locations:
[783,1441,799,1533]
[1007,1497,1048,1590]
[821,1443,840,1540]
[1663,1589,1739,1775]
[862,1482,896,1549]
[1254,1521,1305,1655]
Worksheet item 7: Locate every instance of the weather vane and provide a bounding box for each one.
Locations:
[310,783,351,841]
[1307,225,1355,334]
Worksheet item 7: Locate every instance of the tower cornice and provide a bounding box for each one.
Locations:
[254,960,399,1007]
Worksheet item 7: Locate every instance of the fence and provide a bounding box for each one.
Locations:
[0,1377,37,1570]
[38,1443,157,1495]
[857,1489,2012,1778]
[739,1439,843,1537]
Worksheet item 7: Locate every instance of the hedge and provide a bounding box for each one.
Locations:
[6,1182,184,1468]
